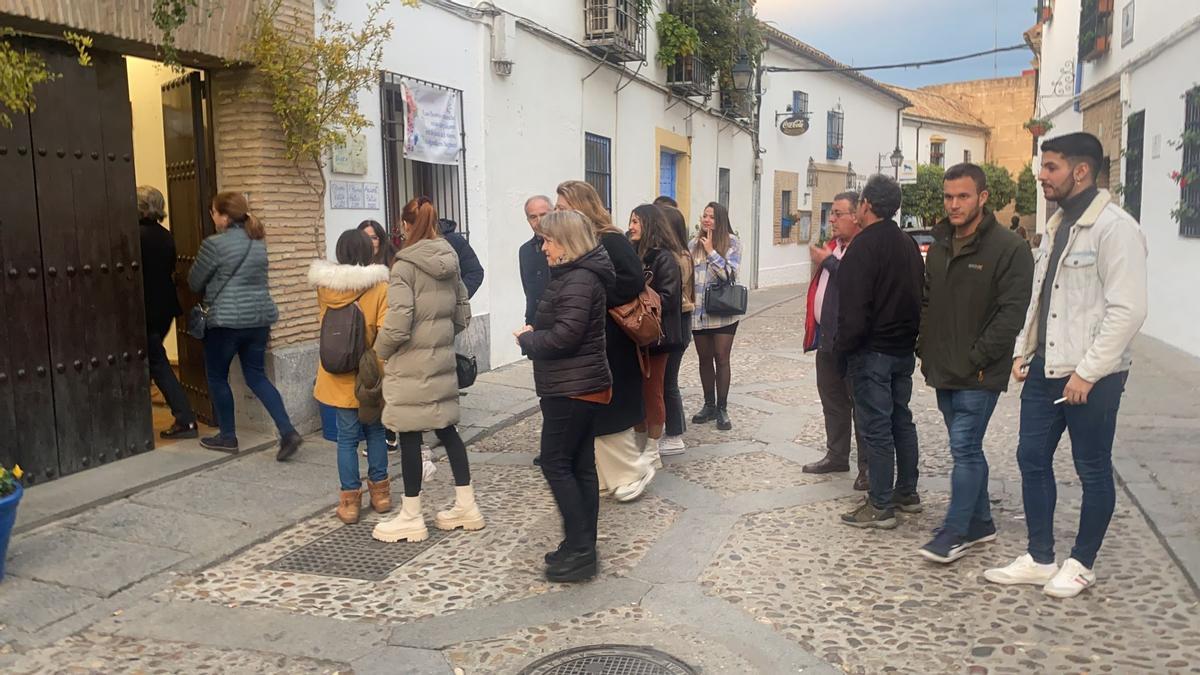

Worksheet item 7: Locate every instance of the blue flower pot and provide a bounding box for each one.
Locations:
[0,482,23,583]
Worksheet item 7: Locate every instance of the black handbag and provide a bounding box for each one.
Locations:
[187,241,253,340]
[703,269,748,317]
[456,353,478,389]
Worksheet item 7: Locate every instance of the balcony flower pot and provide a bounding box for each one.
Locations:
[1024,117,1054,138]
[1041,6,1053,21]
[0,482,23,583]
[1098,0,1114,12]
[1094,35,1110,54]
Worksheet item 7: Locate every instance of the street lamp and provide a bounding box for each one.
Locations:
[889,146,903,179]
[731,53,754,94]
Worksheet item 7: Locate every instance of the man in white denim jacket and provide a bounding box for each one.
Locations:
[984,132,1148,599]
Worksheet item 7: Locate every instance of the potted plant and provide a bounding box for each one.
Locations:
[1098,0,1114,12]
[0,464,24,582]
[1040,0,1054,22]
[1024,117,1054,138]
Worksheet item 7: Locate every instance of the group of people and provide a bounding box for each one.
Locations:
[803,131,1147,599]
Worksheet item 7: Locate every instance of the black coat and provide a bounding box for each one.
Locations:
[439,219,484,298]
[139,218,182,335]
[919,211,1034,391]
[596,231,646,435]
[519,234,550,325]
[519,246,615,398]
[835,218,925,358]
[643,247,683,354]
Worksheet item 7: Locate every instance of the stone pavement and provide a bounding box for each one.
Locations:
[2,285,1200,674]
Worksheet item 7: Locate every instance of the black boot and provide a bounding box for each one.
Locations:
[715,406,732,431]
[545,545,598,583]
[692,402,718,424]
[276,430,303,461]
[544,539,567,565]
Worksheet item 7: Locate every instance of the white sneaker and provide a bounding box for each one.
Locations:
[1043,557,1096,598]
[613,464,656,502]
[983,553,1059,586]
[658,435,686,456]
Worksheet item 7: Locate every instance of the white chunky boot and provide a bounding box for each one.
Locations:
[372,495,428,543]
[435,484,486,532]
[644,436,663,469]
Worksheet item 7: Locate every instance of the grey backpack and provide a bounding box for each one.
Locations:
[319,290,368,374]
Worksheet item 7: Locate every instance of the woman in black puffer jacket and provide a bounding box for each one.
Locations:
[516,209,616,584]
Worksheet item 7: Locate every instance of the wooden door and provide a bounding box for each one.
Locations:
[0,110,58,483]
[161,72,216,424]
[25,44,153,477]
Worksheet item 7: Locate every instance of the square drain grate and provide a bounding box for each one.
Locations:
[262,521,453,581]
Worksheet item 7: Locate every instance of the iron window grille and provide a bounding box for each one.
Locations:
[930,141,946,168]
[718,167,731,209]
[585,132,613,210]
[667,54,712,97]
[826,109,844,160]
[1078,0,1114,62]
[583,0,647,64]
[1181,87,1200,238]
[791,91,809,118]
[1124,110,1144,222]
[379,73,469,240]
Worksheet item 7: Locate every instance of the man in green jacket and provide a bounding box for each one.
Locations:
[917,163,1034,564]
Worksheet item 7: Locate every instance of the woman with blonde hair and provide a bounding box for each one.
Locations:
[189,191,302,460]
[372,197,483,544]
[516,209,615,582]
[555,181,655,502]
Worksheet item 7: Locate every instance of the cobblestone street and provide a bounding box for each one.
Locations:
[3,288,1199,674]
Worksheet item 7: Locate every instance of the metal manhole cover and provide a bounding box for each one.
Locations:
[262,521,452,581]
[518,645,697,675]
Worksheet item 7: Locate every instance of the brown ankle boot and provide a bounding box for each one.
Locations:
[367,478,392,513]
[337,490,362,524]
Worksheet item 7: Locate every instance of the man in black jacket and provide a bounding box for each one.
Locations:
[438,218,484,298]
[917,164,1034,563]
[835,174,925,529]
[519,195,553,325]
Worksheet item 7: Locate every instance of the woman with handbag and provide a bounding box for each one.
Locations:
[188,192,302,459]
[626,204,684,469]
[658,205,695,455]
[372,198,484,544]
[310,229,391,524]
[515,210,615,582]
[690,201,743,431]
[555,181,655,503]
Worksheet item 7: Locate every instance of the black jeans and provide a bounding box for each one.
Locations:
[664,311,693,437]
[397,426,470,497]
[815,349,866,473]
[147,319,195,425]
[847,350,920,509]
[539,397,601,550]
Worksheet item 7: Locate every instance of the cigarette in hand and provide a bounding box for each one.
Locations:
[1054,397,1067,405]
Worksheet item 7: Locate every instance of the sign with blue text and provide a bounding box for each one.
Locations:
[402,79,462,165]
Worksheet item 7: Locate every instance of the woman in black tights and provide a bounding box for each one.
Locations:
[372,198,481,544]
[689,202,742,431]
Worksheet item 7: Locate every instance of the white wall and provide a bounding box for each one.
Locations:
[896,119,987,181]
[755,42,904,287]
[322,0,754,369]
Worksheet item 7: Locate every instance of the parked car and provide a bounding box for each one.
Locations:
[906,228,934,260]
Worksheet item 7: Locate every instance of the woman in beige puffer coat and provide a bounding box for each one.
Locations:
[372,198,483,544]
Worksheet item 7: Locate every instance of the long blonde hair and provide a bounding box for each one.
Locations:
[539,210,598,264]
[556,180,621,236]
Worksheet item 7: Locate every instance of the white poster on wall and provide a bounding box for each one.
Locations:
[401,79,462,165]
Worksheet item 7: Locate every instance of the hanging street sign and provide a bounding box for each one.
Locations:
[780,116,809,136]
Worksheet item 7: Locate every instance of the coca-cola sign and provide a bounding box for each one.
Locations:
[780,116,809,136]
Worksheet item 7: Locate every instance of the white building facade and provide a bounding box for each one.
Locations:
[1031,0,1200,356]
[753,27,909,287]
[319,0,756,370]
[888,86,989,187]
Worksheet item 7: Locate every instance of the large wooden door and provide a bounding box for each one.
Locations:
[0,41,153,481]
[0,110,58,483]
[161,73,216,424]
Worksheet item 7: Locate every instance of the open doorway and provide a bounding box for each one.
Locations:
[126,56,218,446]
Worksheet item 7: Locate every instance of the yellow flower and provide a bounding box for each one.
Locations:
[12,465,22,479]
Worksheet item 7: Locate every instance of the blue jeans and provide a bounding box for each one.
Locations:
[847,351,920,509]
[203,326,295,442]
[335,408,387,491]
[936,388,1001,537]
[1017,357,1127,568]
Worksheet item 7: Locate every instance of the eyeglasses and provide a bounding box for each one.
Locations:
[830,210,852,218]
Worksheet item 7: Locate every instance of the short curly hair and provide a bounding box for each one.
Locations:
[861,174,901,221]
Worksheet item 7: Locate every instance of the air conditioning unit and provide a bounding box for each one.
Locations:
[583,0,645,63]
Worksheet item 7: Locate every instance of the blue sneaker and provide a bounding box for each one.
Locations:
[966,519,997,546]
[919,528,970,564]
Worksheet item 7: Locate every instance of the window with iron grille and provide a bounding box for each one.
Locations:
[826,109,844,160]
[1181,87,1200,238]
[718,167,731,208]
[1078,0,1114,62]
[792,91,809,118]
[1124,110,1144,222]
[964,149,972,163]
[930,140,946,168]
[585,132,612,210]
[380,73,468,240]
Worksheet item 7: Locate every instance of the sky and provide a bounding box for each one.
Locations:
[755,0,1036,88]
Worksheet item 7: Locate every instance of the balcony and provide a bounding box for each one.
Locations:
[583,0,647,64]
[1078,0,1114,62]
[666,54,711,97]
